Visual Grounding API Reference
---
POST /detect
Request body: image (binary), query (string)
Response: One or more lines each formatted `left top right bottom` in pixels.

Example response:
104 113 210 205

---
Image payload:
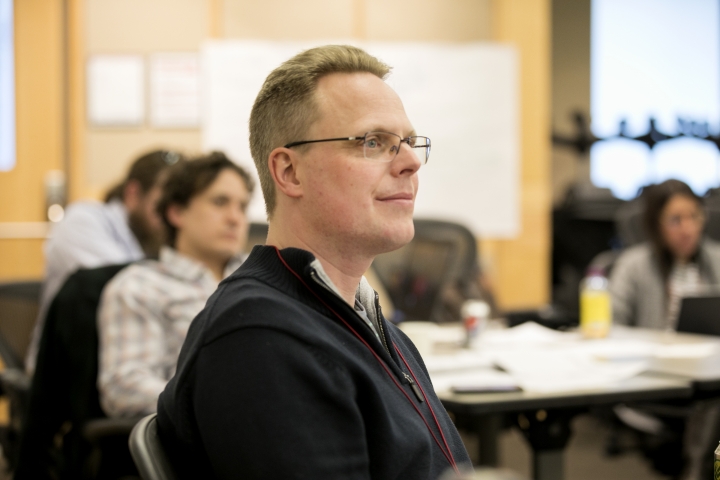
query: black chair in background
14 264 140 480
129 414 177 480
0 281 41 468
371 219 492 323
245 222 269 254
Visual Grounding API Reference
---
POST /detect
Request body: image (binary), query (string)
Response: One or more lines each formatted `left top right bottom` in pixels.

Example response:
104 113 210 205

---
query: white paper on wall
87 55 145 127
201 40 519 238
150 52 201 128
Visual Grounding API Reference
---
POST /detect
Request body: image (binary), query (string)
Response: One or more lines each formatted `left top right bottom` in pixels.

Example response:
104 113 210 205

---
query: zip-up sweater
157 246 471 479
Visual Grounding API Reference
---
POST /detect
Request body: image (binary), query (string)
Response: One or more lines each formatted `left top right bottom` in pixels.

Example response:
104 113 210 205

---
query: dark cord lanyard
273 247 459 473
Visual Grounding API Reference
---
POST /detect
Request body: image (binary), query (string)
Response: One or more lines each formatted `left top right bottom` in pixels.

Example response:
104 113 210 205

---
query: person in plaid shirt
97 152 254 417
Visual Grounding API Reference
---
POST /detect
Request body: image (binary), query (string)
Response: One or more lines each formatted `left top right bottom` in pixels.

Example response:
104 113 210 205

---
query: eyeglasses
661 211 706 229
284 131 431 164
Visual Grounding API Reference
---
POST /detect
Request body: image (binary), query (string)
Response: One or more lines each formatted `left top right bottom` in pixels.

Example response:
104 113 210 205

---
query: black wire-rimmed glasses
284 131 431 164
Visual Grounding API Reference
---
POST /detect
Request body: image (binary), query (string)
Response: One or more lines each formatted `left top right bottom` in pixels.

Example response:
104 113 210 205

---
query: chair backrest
372 219 483 323
704 201 720 243
0 281 41 370
614 198 646 248
244 222 269 254
14 264 130 479
129 414 178 480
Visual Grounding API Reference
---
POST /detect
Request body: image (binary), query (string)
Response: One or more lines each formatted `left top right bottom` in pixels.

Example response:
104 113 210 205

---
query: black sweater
157 246 471 479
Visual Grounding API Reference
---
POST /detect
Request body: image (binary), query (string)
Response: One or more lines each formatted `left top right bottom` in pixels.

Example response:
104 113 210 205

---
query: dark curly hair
104 150 183 202
157 151 255 247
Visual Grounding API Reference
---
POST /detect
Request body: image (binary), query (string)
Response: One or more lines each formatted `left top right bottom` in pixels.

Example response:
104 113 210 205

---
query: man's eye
365 138 379 149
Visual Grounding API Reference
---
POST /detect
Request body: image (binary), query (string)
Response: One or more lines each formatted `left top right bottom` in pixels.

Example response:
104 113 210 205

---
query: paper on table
654 343 720 358
430 369 519 394
480 321 576 346
492 347 649 393
422 350 494 373
583 338 657 361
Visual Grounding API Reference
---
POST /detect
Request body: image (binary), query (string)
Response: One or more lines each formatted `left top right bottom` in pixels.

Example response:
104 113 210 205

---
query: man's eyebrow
363 127 417 137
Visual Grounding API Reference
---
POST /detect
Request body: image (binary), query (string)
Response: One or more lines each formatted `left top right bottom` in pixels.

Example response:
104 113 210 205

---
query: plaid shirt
98 246 243 417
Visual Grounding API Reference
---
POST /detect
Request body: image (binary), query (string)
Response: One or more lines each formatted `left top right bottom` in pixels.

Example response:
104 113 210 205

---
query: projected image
591 0 720 199
0 0 13 172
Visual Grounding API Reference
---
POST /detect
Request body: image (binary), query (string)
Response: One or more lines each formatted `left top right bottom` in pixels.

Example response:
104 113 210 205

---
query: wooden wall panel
481 0 551 309
365 0 492 41
223 0 356 39
0 0 63 222
81 0 207 199
0 0 64 280
0 239 44 281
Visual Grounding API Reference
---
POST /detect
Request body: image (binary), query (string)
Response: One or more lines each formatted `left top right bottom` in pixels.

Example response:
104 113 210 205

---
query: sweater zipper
310 268 390 353
374 292 390 354
403 372 424 402
376 294 423 403
309 269 424 404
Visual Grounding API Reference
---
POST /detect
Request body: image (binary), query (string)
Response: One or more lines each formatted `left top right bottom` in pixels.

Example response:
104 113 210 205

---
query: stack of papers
417 322 720 394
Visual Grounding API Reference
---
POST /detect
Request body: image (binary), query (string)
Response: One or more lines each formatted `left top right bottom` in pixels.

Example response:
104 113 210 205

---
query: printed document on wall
150 53 200 128
87 55 145 127
202 41 519 237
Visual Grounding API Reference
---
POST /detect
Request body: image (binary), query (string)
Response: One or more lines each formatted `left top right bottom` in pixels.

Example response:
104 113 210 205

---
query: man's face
171 169 250 263
128 181 165 257
295 72 422 256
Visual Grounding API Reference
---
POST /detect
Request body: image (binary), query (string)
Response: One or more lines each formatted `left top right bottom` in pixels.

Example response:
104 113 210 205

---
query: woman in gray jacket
611 179 720 330
610 179 720 480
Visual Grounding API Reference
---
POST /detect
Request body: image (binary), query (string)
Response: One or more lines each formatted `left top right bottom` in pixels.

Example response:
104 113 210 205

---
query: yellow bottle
580 267 612 339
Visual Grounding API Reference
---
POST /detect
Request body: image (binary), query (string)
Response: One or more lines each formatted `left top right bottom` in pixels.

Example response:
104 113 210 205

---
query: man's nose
228 206 245 224
392 142 422 175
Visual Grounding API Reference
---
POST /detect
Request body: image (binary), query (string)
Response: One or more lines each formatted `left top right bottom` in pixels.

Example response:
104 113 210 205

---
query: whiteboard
202 40 519 238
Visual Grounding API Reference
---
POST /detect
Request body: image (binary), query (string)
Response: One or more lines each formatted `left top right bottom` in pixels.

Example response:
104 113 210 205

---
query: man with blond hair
157 45 471 479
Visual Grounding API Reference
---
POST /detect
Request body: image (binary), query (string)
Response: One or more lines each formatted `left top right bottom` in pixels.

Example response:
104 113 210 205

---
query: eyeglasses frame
283 131 431 164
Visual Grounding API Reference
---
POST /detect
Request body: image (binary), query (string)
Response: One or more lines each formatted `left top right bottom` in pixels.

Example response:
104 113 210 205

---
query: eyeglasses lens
362 132 430 164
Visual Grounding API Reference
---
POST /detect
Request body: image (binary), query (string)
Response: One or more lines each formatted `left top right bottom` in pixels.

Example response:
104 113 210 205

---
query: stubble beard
128 210 164 259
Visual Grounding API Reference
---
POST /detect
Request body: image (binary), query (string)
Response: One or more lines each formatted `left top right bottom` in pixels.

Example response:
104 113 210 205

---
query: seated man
27 150 181 373
98 152 253 417
158 45 472 479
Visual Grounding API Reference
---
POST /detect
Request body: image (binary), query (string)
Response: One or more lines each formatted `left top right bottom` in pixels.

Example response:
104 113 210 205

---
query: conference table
404 322 720 480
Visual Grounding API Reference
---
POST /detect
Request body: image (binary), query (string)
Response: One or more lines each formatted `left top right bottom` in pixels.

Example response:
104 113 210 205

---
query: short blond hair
249 45 391 217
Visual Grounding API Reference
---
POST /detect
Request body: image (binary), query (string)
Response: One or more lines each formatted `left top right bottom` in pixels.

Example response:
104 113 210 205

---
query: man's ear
268 147 303 199
123 180 142 211
166 204 185 230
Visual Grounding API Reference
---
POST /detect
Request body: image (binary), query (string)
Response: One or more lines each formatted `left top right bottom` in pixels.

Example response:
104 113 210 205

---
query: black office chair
0 281 41 370
13 264 139 480
244 222 269 254
371 219 492 323
0 281 41 468
129 414 177 480
615 198 645 247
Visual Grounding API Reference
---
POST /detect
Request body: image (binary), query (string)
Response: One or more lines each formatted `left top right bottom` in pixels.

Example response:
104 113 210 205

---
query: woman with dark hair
610 179 720 480
610 179 720 330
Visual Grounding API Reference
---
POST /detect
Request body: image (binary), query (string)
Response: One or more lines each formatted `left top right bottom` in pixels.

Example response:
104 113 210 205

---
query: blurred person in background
98 152 253 417
610 178 720 480
26 150 182 374
611 179 720 329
